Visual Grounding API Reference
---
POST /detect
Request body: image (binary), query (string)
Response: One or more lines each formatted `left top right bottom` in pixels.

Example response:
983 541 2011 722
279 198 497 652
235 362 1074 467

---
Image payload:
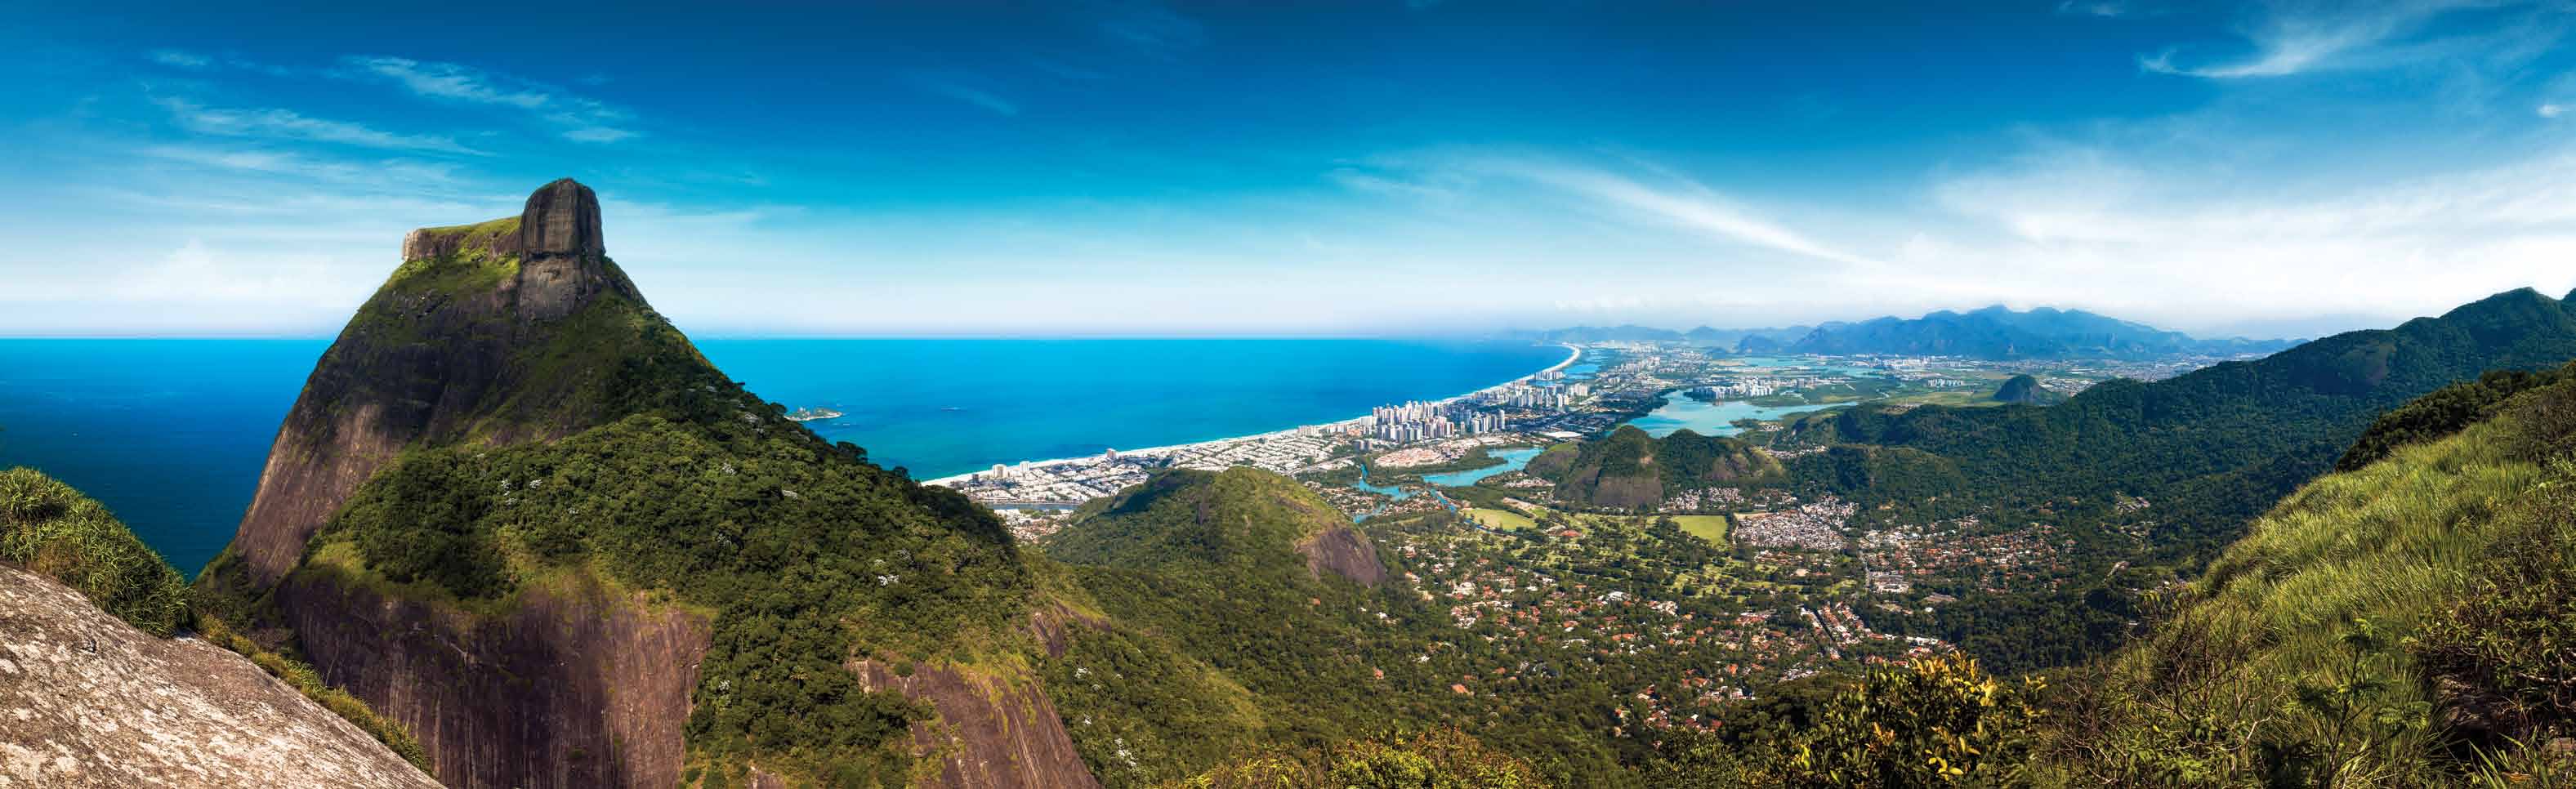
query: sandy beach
924 343 1580 486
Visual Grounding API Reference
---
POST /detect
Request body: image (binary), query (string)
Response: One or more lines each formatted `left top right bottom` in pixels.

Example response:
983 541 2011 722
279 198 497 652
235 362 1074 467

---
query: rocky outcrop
204 179 705 789
1992 374 2044 404
0 564 438 788
852 660 1099 789
276 569 708 789
1296 526 1386 586
397 178 605 265
225 178 642 587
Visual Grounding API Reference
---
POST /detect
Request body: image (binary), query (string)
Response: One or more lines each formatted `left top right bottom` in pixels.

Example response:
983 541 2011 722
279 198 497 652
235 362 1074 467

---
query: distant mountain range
1530 305 2296 359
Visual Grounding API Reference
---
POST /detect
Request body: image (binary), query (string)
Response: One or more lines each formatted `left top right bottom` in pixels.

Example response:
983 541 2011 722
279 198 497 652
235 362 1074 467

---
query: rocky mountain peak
516 177 605 258
397 177 606 263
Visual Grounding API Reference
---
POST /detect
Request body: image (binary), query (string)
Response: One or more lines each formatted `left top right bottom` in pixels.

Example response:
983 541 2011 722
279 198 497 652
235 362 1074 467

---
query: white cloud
562 126 639 143
348 56 551 109
154 97 484 155
149 49 211 69
1917 141 2576 332
2139 1 2532 79
2543 102 2569 118
1366 155 1875 268
342 56 640 143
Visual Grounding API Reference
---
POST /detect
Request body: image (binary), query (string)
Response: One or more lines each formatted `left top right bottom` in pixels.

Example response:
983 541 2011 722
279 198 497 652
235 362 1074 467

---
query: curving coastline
923 343 1580 487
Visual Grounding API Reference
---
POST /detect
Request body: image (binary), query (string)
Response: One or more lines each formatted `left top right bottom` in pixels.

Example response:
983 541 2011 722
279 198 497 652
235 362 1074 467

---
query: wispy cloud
907 73 1020 116
2138 0 2531 79
1921 139 2576 328
154 97 484 155
149 49 211 69
346 56 550 109
144 48 296 77
2543 102 2569 118
1482 158 1876 267
1096 1 1206 52
341 56 639 143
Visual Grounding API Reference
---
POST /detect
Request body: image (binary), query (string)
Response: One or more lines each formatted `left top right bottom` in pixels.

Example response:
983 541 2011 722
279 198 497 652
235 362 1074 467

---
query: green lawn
1462 508 1536 532
1672 515 1731 545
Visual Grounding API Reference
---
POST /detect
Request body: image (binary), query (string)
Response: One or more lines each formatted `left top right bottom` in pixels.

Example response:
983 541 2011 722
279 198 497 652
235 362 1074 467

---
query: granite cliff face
198 179 1100 789
225 178 641 587
1295 526 1386 586
199 179 706 789
0 564 439 788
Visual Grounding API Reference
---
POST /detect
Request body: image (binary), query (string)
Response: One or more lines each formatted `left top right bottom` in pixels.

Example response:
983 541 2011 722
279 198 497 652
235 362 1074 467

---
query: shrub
0 467 188 635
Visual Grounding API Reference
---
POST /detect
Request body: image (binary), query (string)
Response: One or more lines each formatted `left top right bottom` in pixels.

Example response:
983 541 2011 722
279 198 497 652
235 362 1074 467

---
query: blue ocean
0 337 1563 575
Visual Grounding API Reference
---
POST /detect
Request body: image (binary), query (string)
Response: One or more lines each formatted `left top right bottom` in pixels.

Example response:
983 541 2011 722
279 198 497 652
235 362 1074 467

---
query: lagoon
1623 391 1844 438
1423 447 1544 487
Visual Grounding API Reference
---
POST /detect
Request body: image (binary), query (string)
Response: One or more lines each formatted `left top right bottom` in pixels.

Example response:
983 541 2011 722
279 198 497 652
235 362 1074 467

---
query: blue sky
6 2 2575 337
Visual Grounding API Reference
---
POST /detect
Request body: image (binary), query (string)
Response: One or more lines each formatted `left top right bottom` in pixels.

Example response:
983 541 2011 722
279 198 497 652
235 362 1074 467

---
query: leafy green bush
1168 728 1550 789
0 467 188 635
1650 653 2040 787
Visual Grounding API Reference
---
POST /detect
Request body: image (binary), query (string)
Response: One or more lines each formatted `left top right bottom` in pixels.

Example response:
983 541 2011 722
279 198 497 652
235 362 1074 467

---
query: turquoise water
1422 447 1543 487
1623 391 1845 438
0 337 1561 574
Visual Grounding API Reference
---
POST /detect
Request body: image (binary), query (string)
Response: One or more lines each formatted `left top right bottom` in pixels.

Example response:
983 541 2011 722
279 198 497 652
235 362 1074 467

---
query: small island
784 407 844 422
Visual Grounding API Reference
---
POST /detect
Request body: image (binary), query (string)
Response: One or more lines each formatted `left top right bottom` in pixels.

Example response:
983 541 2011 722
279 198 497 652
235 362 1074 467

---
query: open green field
1462 507 1536 532
1671 515 1730 544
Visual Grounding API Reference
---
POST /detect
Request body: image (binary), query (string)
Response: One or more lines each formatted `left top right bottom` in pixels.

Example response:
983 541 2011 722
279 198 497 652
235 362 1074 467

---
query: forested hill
1653 368 2576 785
1777 304 2290 359
1528 426 1781 510
1784 287 2576 667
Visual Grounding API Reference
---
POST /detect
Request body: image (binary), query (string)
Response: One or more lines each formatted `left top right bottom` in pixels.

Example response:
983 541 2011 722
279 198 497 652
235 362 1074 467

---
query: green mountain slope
1038 468 1630 787
194 180 1072 789
2026 367 2576 785
1647 366 2576 787
1777 288 2576 669
1531 426 1781 510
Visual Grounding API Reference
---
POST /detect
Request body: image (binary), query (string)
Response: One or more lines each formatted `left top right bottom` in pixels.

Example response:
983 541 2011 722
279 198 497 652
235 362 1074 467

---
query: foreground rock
0 564 437 788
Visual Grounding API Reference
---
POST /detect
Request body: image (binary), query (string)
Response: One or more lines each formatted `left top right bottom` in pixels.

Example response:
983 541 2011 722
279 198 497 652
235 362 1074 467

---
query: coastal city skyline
10 3 2576 339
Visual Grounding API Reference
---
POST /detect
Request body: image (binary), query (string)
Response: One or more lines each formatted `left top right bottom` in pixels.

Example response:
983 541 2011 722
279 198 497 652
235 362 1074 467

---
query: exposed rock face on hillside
1993 374 2044 404
230 178 642 586
201 179 1097 789
1297 526 1386 586
277 570 708 789
0 564 438 788
852 660 1100 789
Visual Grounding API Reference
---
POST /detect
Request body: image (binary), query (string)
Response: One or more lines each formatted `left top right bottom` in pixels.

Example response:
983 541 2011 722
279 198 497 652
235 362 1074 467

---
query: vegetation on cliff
199 181 1046 786
0 467 187 635
0 468 429 772
293 343 1029 781
2018 368 2576 785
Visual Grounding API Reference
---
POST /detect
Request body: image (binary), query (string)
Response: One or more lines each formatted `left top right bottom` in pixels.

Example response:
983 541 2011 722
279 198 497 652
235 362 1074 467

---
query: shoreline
923 342 1582 487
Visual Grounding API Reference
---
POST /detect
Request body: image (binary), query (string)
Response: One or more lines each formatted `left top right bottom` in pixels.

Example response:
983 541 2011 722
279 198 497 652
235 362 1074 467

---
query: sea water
0 337 1563 574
